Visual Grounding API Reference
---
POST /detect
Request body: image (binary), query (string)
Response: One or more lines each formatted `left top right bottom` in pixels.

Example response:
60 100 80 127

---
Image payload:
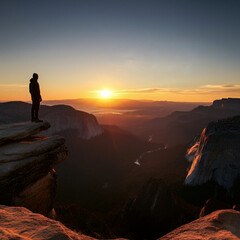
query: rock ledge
0 121 67 216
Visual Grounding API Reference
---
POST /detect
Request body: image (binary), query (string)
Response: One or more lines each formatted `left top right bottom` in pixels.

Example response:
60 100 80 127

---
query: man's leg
35 100 40 121
31 101 35 122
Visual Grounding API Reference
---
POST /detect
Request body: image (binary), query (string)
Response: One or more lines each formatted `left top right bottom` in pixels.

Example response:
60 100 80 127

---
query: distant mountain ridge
212 98 240 109
0 101 103 139
140 98 240 146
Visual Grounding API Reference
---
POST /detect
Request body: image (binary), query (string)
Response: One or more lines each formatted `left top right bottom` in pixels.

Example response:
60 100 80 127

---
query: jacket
29 78 42 101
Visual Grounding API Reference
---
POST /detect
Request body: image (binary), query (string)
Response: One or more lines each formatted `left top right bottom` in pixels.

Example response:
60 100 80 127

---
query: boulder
159 209 240 240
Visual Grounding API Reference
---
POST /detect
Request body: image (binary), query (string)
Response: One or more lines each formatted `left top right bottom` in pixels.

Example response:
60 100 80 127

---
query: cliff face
40 105 104 139
0 102 104 139
0 121 67 217
185 116 240 190
159 209 240 240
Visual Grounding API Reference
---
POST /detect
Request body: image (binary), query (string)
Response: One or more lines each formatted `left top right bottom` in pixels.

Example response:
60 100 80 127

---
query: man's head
33 73 38 80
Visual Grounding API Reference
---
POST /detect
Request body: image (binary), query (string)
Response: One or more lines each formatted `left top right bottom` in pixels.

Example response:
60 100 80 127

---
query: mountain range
1 98 240 239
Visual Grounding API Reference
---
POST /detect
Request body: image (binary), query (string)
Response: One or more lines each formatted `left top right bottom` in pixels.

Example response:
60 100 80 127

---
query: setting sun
99 89 112 98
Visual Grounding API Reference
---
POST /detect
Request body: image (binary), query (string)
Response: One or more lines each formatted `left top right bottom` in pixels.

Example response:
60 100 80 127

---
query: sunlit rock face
185 138 199 163
41 105 104 139
185 116 240 190
159 209 240 240
0 205 94 240
0 121 67 217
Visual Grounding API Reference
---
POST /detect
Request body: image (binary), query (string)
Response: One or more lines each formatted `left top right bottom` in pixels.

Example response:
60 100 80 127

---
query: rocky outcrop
0 101 104 139
0 205 94 240
0 121 67 217
0 121 50 145
159 209 240 240
185 116 240 191
41 104 104 139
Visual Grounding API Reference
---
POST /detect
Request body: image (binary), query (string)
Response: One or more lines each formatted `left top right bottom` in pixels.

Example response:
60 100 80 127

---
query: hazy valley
1 98 240 239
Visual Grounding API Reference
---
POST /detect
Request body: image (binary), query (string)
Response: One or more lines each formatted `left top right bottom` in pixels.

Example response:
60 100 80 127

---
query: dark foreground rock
199 198 231 217
0 205 94 240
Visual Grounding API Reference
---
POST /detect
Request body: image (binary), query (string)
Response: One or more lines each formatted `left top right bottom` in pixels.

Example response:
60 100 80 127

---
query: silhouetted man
29 73 43 122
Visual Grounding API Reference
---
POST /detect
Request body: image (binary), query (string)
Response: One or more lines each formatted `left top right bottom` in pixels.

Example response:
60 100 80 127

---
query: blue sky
0 0 240 101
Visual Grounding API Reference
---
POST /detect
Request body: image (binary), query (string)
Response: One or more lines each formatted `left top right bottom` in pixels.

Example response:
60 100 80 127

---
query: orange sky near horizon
1 1 240 104
0 81 240 103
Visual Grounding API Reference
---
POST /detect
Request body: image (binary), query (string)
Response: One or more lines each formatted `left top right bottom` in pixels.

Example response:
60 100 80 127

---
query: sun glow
99 89 113 98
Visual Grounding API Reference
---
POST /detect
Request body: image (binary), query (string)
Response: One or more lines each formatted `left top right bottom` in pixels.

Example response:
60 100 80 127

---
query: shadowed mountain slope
140 98 240 146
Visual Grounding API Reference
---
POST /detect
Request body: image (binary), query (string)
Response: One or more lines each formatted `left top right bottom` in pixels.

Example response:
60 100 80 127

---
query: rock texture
14 170 57 216
0 121 67 216
0 205 94 240
185 138 199 163
0 101 104 139
159 209 240 240
0 121 50 145
41 104 104 139
185 116 240 190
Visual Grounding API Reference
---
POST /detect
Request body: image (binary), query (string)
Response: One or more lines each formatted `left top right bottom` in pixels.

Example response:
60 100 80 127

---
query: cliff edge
0 121 67 217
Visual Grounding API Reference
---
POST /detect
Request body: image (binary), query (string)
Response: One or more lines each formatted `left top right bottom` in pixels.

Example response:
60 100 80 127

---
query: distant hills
1 98 240 239
138 98 240 146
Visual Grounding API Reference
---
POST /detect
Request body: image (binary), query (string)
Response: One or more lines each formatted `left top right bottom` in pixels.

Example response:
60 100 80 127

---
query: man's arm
29 83 32 94
37 82 42 101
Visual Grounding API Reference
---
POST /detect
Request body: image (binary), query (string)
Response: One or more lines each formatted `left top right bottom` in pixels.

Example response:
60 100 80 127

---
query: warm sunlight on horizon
99 89 113 99
1 1 240 103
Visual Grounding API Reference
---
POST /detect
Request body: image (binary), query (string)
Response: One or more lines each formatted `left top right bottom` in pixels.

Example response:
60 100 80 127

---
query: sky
0 0 240 102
